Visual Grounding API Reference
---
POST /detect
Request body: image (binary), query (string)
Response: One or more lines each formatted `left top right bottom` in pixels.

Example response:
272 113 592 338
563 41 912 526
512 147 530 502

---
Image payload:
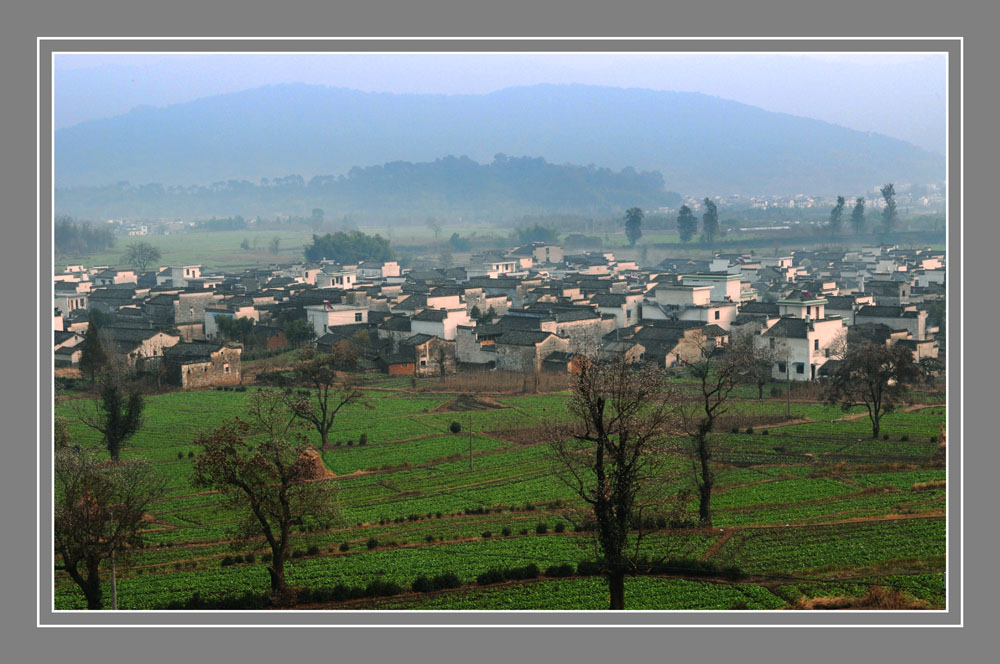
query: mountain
54 83 944 197
54 155 681 220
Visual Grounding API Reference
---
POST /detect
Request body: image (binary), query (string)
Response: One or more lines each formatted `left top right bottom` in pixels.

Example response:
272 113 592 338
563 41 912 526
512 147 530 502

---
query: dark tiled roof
762 317 810 339
857 305 905 318
411 308 449 322
164 342 225 360
496 330 558 347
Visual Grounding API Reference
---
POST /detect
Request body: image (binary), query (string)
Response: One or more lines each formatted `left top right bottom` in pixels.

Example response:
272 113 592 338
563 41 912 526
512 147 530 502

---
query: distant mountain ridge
54 83 944 196
54 154 681 220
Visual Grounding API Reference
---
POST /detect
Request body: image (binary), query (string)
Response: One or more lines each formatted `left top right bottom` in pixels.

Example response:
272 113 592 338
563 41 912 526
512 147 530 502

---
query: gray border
36 36 961 630
4 0 991 659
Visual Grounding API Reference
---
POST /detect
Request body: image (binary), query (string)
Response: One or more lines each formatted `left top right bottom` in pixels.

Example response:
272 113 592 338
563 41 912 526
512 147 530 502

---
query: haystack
297 447 336 480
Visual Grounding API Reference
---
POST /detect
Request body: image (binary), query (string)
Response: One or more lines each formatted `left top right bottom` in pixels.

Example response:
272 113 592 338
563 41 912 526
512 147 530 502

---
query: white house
410 307 472 341
316 270 358 289
757 316 846 381
304 303 369 337
679 273 742 303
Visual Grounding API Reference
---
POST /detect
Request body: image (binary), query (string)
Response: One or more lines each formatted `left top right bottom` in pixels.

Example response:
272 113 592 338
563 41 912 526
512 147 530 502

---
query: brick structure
164 342 242 388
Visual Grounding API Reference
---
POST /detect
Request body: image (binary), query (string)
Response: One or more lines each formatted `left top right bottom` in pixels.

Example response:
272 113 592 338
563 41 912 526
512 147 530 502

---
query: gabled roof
164 341 226 361
411 308 449 322
762 317 810 339
856 305 905 318
495 330 559 347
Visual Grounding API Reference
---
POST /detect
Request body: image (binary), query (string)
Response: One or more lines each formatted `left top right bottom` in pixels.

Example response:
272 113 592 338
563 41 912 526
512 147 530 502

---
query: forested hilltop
55 155 680 221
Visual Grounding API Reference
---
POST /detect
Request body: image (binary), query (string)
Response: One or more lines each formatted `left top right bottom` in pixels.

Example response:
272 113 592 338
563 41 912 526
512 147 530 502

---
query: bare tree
824 341 921 438
731 330 778 399
123 241 162 274
290 349 366 448
548 353 680 610
55 449 164 609
678 334 749 527
192 390 339 602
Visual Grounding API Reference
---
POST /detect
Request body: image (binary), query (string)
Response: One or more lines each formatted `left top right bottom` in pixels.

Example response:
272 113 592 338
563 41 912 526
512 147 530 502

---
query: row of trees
675 199 720 244
826 184 899 235
303 230 394 264
54 216 115 256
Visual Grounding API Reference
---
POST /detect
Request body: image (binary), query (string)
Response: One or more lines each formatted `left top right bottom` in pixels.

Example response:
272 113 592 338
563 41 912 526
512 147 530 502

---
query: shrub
770 386 783 398
359 433 368 445
177 451 184 459
291 549 304 559
519 529 529 535
233 555 244 564
436 512 443 519
900 435 910 442
339 542 350 552
245 554 255 563
576 560 603 576
366 537 379 550
730 426 739 434
501 526 512 536
761 430 769 436
220 556 234 567
554 522 565 533
261 553 272 563
535 522 548 534
545 564 575 578
930 436 938 443
449 421 462 434
188 450 195 458
306 545 320 556
745 427 754 434
412 575 434 593
433 572 461 590
883 434 890 440
523 502 536 511
347 440 354 446
481 531 492 538
425 534 435 543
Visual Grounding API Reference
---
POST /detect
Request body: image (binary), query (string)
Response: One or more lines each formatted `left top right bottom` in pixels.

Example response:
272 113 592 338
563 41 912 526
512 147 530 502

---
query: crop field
53 384 947 611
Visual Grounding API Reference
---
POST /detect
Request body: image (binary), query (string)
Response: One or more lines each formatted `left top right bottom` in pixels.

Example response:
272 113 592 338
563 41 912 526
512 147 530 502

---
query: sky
53 52 947 154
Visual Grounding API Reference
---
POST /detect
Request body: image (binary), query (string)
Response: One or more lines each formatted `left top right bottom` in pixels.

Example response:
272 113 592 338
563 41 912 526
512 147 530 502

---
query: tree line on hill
54 155 681 221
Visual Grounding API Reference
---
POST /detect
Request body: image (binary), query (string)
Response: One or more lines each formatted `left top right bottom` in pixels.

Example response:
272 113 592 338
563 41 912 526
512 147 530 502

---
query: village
53 241 944 387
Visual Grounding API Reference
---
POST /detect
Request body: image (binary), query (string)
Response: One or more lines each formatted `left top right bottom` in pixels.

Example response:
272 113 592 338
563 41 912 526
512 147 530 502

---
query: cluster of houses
53 242 944 389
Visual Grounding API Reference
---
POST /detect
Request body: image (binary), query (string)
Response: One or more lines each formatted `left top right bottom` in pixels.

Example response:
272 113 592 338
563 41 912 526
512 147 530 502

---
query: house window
795 362 805 374
777 361 786 373
714 310 720 320
420 360 427 367
224 364 230 374
806 306 811 316
814 340 819 351
355 312 363 322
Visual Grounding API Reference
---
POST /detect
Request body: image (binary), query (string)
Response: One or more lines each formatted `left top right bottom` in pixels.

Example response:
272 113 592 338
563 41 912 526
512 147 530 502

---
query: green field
53 384 947 611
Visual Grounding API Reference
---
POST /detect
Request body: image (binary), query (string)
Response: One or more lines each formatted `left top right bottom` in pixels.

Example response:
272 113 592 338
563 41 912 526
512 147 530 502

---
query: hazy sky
53 52 947 154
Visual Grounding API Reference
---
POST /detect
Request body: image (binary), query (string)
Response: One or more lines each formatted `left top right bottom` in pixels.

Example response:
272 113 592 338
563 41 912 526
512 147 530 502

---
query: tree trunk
758 382 764 400
608 569 626 610
320 429 329 448
871 415 880 439
698 481 713 527
268 556 286 595
85 557 103 610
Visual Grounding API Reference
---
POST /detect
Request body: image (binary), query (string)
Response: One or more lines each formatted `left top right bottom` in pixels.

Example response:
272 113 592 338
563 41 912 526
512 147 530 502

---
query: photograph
48 48 949 614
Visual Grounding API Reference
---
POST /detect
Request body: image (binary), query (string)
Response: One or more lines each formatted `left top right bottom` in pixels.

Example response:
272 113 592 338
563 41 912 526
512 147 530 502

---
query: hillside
54 83 944 197
54 155 680 220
